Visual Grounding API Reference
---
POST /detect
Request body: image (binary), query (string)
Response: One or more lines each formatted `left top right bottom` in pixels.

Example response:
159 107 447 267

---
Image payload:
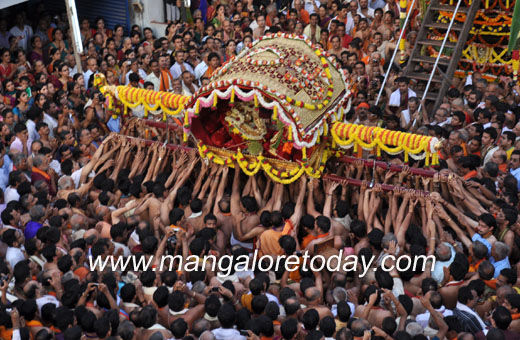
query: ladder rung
430 3 470 13
424 22 464 30
414 90 439 101
411 55 450 65
408 72 443 82
417 39 457 49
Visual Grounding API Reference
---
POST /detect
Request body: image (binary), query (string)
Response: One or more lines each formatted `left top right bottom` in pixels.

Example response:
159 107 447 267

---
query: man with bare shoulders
350 219 370 254
439 254 469 310
213 167 233 248
185 166 220 237
378 10 394 37
230 164 260 252
354 287 393 328
303 275 334 320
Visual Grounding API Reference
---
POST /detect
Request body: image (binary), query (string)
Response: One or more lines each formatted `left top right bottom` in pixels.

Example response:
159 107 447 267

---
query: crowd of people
0 2 520 340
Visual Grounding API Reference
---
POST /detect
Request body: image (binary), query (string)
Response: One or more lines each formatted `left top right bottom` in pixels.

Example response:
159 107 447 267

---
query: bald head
305 287 321 302
458 333 475 340
95 205 110 220
23 280 40 297
70 214 86 230
497 284 514 297
83 229 99 244
351 319 370 336
332 287 347 304
435 243 451 261
199 331 216 340
193 319 211 338
58 176 74 190
452 98 464 108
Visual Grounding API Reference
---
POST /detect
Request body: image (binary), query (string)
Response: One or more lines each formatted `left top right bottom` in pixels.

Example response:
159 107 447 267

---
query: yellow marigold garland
114 86 189 119
196 143 329 183
330 123 438 165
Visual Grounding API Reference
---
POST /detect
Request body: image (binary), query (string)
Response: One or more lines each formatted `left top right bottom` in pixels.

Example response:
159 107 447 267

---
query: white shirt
9 25 33 50
49 160 62 176
431 118 451 127
369 0 386 9
36 295 60 314
249 20 259 31
194 61 208 82
71 168 83 189
130 230 140 245
234 264 254 280
432 242 455 284
401 109 411 125
267 292 280 305
483 146 499 166
331 301 356 317
69 65 78 78
358 7 375 21
10 136 32 154
83 69 96 89
182 81 199 96
389 88 417 107
6 247 25 269
416 306 453 328
145 72 161 91
170 62 195 80
43 113 58 138
125 68 148 85
293 0 320 14
329 15 355 36
212 328 246 340
113 241 132 257
26 120 39 142
4 187 20 204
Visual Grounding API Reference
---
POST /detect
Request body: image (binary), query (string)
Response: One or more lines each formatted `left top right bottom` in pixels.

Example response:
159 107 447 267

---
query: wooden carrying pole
128 118 437 178
65 0 83 73
119 135 431 195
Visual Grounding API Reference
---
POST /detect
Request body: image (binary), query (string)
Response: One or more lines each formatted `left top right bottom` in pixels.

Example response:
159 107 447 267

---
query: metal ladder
403 0 481 112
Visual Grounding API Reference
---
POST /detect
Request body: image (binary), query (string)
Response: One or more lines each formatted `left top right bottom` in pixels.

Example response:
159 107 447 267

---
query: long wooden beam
119 135 430 195
323 173 430 195
337 156 436 177
130 119 437 177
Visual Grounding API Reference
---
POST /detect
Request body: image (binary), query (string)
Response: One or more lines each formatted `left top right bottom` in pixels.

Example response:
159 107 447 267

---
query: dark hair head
493 306 512 330
217 303 236 328
302 309 319 331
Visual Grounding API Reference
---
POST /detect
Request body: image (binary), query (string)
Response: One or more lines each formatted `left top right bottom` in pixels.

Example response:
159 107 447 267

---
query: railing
375 0 418 105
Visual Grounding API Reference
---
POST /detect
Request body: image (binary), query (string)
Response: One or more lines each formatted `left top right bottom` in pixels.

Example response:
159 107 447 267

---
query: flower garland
454 70 499 81
245 47 284 66
330 123 440 165
438 11 512 26
115 86 190 120
196 142 329 184
439 0 516 10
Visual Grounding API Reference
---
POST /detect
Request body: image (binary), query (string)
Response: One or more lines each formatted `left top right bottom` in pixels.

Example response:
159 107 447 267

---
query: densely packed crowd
0 2 520 340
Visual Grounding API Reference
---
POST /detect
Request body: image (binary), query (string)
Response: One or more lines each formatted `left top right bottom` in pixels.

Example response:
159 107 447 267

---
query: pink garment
343 247 355 256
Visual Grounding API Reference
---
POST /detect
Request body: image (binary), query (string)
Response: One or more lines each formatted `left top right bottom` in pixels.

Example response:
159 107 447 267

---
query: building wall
129 0 168 38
